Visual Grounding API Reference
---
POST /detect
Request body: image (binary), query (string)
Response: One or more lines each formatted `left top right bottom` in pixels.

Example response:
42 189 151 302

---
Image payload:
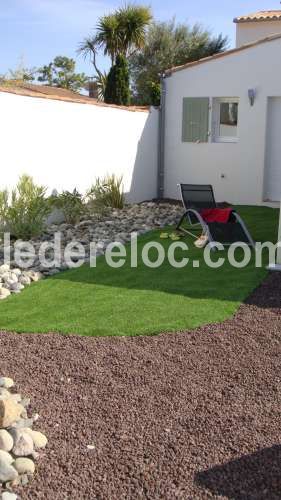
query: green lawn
0 206 278 337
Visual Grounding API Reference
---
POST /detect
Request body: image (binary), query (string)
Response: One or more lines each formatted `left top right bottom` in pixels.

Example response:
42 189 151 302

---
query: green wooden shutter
182 97 209 143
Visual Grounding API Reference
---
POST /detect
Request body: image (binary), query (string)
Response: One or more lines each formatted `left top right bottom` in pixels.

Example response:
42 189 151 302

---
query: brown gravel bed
0 273 281 499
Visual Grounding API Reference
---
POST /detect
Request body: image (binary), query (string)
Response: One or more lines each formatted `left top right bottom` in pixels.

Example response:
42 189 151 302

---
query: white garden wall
164 36 281 205
0 92 159 203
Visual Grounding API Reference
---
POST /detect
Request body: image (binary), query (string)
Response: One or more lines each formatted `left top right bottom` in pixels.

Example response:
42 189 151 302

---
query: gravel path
0 273 281 499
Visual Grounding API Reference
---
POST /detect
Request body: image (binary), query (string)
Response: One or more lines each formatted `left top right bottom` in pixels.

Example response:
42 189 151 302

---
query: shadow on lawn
195 445 281 499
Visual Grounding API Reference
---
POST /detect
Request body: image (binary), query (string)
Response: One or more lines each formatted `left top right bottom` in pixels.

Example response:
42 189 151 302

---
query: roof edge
234 11 281 23
0 85 149 113
165 32 281 76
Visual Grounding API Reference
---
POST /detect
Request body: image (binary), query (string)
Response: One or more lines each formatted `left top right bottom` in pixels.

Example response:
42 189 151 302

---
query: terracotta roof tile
165 32 281 75
234 10 281 23
0 83 149 112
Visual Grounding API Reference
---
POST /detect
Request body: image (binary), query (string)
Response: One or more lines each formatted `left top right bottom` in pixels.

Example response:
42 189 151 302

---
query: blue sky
0 0 279 77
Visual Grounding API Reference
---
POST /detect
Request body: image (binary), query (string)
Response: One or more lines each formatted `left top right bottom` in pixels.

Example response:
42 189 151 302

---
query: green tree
78 4 152 101
104 54 130 105
37 56 88 92
130 19 229 105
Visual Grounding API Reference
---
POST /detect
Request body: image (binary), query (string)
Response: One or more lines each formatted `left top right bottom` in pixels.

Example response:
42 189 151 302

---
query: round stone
0 288 11 300
0 457 18 483
14 458 35 475
18 275 31 286
10 429 34 457
0 430 13 452
0 378 14 389
25 429 48 449
2 493 18 500
0 264 10 274
0 450 13 465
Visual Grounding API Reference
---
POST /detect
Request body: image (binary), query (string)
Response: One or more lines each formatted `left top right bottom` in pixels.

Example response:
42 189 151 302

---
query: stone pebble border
0 202 183 300
0 377 47 499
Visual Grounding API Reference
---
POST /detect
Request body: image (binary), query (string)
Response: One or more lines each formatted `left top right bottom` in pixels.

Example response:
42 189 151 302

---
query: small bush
88 174 124 212
49 189 86 225
0 175 50 239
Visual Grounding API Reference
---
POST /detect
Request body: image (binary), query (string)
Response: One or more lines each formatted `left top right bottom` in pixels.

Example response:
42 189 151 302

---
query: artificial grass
0 206 278 337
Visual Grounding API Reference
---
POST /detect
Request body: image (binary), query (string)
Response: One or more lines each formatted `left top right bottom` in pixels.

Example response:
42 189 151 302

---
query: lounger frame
176 184 255 248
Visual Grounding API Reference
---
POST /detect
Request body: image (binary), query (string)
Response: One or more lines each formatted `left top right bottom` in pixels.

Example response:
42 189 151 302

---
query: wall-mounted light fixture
248 88 256 106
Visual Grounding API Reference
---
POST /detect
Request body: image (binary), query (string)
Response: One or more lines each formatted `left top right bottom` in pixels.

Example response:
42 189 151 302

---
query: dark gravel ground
0 273 281 500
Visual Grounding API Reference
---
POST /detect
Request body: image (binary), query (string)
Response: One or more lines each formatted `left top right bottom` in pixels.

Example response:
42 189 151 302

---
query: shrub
148 81 161 107
0 175 50 239
49 189 86 225
88 174 124 212
104 55 130 106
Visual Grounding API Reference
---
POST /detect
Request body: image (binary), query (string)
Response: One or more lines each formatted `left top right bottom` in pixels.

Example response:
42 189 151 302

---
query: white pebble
2 493 18 500
14 457 35 475
0 430 13 452
0 378 14 389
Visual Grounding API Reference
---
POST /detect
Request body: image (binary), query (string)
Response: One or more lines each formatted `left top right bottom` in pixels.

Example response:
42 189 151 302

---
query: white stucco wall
164 36 281 205
0 92 159 202
236 21 281 47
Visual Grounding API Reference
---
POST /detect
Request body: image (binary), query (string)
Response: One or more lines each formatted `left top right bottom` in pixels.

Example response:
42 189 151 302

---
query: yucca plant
88 174 124 212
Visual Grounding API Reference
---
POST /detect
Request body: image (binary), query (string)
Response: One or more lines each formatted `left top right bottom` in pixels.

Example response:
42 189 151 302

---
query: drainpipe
157 74 167 199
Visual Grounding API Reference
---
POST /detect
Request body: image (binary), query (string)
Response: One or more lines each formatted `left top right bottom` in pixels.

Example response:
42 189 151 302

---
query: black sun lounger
176 184 255 247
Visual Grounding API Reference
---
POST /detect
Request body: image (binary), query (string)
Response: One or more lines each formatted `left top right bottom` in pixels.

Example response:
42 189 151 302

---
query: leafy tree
37 56 88 92
78 4 151 101
130 19 229 105
104 54 130 105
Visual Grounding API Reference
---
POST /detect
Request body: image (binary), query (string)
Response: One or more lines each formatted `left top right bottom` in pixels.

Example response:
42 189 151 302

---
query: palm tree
78 4 151 101
114 5 152 58
79 4 152 65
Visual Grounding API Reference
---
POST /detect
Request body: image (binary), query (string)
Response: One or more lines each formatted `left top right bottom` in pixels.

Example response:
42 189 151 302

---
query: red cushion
201 208 233 223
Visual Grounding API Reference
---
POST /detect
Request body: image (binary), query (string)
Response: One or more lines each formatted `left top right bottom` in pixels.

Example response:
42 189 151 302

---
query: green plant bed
0 206 278 337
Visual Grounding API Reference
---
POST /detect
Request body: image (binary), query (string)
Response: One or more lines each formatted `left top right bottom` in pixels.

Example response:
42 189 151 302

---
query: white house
0 84 159 203
162 10 281 205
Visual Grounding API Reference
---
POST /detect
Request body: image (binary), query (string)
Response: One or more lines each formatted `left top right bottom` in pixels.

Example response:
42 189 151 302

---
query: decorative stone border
0 377 47 498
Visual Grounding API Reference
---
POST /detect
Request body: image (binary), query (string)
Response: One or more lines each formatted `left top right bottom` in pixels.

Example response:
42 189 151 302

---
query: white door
265 97 281 201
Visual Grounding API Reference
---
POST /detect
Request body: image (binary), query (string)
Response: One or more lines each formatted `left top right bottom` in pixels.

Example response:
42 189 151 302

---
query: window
212 98 239 143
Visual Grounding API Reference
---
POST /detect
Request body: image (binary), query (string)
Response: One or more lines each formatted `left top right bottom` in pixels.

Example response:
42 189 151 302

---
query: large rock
0 400 22 428
0 457 18 483
14 458 35 475
10 429 34 457
25 429 48 449
0 430 13 452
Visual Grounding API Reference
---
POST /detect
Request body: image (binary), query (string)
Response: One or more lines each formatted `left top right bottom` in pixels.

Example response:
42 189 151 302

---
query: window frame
212 97 239 143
